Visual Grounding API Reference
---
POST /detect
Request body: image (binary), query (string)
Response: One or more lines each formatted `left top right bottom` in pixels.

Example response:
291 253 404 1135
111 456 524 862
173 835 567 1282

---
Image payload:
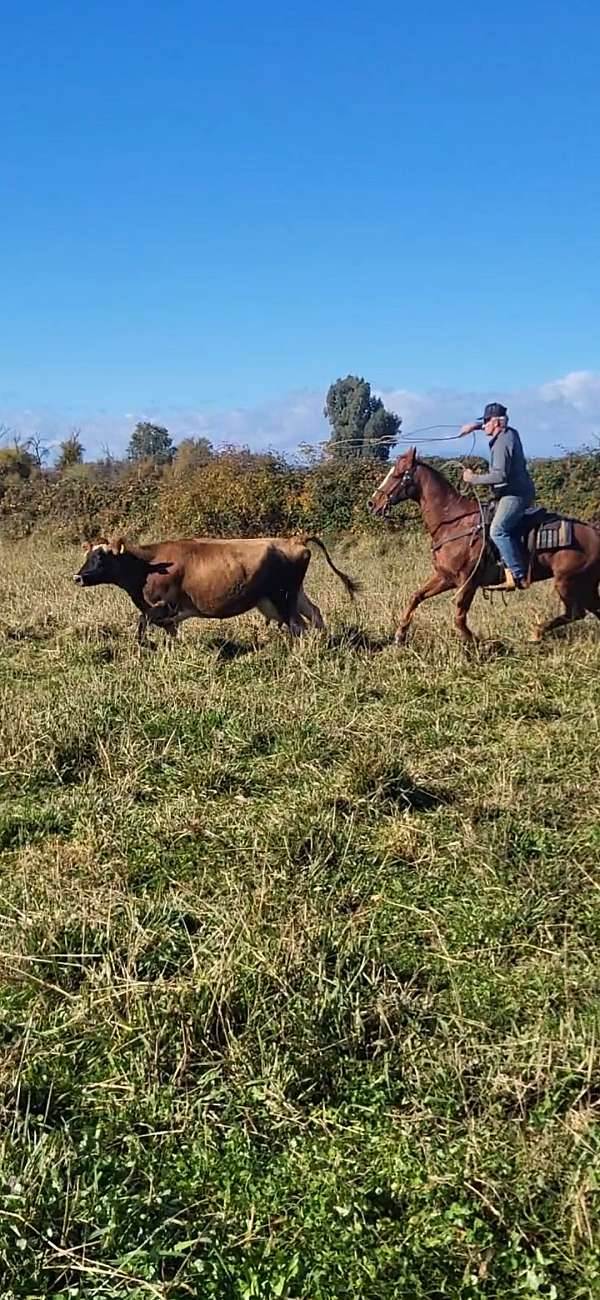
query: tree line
0 375 400 480
0 375 598 541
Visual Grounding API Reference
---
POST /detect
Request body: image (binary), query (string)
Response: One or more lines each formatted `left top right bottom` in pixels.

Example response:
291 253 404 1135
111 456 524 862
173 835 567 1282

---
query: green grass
1 534 599 1299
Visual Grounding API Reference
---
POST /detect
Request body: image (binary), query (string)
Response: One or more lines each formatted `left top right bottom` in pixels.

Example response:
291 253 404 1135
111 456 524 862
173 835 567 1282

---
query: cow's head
74 537 127 586
368 448 419 517
74 538 173 589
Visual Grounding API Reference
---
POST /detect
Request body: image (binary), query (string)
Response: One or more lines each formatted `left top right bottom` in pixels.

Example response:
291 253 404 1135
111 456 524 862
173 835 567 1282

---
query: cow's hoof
530 625 543 643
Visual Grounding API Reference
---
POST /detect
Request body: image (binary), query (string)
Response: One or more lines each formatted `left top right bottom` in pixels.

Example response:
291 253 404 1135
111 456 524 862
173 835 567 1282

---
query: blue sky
1 0 599 457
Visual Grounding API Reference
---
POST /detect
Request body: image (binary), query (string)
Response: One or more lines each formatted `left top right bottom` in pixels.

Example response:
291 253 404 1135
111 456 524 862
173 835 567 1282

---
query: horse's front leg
454 580 478 643
395 571 453 645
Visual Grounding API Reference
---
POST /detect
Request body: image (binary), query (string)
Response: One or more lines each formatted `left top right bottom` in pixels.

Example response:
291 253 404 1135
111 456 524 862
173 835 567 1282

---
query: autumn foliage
0 442 599 542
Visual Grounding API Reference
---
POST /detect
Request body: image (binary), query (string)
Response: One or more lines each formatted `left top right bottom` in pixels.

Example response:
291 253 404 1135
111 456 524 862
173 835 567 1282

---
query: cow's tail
301 535 361 599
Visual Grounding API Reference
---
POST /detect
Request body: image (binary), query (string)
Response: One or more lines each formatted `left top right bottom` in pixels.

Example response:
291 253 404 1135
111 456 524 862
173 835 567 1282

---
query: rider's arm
467 430 513 488
459 421 483 436
468 466 505 486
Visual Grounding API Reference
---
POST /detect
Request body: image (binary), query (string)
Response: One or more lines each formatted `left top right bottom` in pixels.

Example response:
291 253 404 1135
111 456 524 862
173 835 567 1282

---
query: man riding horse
459 401 535 591
369 415 600 645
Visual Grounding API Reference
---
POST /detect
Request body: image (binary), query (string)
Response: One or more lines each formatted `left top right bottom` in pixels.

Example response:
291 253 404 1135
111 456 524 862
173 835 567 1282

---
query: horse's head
368 448 419 517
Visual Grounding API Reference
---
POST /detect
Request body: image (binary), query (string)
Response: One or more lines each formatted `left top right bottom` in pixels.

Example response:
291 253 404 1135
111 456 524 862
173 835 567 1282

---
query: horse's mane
415 458 472 505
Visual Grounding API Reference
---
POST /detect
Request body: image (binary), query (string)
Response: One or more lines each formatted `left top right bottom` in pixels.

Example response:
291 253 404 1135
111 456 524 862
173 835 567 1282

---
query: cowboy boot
485 567 525 591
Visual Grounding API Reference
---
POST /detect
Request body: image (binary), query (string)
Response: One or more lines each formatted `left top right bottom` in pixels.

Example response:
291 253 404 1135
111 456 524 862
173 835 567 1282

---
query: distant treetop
324 375 401 462
127 421 174 465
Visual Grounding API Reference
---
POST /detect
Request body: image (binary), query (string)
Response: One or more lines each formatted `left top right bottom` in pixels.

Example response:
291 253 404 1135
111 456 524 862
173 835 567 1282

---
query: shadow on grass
1 618 57 644
363 774 452 813
203 636 262 662
326 627 393 654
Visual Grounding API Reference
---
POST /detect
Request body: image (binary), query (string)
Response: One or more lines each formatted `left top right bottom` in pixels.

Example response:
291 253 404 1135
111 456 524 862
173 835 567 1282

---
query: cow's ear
82 541 93 553
109 536 126 555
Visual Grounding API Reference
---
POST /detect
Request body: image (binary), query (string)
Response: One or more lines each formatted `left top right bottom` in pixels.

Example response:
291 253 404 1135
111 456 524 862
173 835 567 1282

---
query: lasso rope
331 424 464 449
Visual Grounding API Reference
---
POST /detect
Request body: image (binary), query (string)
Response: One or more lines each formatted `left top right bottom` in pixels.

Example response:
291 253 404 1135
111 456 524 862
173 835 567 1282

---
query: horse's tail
300 535 361 599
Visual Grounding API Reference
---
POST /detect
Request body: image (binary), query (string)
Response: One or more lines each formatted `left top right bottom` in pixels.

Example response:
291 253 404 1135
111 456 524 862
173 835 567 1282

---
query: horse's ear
408 446 417 466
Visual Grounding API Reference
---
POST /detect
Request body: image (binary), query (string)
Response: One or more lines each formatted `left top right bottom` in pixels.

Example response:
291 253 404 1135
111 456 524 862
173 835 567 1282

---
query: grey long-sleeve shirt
469 426 535 500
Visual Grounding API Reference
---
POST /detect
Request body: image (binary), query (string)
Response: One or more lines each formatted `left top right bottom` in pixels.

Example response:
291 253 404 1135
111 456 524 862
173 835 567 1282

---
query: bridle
384 463 417 507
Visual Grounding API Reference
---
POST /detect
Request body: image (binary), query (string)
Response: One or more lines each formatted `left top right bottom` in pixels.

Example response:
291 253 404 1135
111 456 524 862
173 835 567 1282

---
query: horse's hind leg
585 585 600 620
395 572 453 645
531 579 587 642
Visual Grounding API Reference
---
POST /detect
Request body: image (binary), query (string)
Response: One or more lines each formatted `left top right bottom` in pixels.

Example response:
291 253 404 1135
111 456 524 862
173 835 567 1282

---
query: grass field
1 534 600 1299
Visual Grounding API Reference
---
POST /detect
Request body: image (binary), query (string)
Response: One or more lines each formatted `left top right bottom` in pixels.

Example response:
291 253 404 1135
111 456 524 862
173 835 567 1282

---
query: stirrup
485 569 525 592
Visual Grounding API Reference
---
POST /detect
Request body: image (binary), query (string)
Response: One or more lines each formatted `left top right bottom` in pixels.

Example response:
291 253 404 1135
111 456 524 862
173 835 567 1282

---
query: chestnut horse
369 447 600 645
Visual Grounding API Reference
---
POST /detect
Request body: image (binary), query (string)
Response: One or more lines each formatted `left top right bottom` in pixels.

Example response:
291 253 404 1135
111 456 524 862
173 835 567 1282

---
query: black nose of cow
73 574 84 585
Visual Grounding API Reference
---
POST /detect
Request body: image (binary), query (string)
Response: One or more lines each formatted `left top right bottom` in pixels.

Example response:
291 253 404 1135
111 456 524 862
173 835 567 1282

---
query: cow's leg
257 597 286 629
395 572 453 645
136 614 148 645
258 593 307 637
282 588 309 637
297 588 325 630
161 619 179 643
287 602 307 637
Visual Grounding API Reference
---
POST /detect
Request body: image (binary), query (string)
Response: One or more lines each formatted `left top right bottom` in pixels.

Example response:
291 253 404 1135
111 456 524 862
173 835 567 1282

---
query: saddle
482 501 575 567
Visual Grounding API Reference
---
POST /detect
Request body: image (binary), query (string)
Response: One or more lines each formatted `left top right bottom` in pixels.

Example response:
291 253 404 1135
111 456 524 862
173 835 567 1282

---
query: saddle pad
536 518 573 551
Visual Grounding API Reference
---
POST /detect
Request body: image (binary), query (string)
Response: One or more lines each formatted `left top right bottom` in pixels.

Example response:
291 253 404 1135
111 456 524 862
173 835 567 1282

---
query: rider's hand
459 423 477 436
462 467 475 484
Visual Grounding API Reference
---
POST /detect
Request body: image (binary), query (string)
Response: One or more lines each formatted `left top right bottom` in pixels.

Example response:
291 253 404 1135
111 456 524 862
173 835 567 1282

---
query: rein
431 521 482 553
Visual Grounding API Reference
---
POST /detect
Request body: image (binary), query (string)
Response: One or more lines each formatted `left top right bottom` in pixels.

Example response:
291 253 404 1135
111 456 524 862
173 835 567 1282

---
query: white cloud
538 370 600 414
1 371 600 461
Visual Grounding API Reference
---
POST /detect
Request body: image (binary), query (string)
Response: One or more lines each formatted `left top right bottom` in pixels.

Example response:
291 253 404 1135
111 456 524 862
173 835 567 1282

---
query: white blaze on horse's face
375 463 398 495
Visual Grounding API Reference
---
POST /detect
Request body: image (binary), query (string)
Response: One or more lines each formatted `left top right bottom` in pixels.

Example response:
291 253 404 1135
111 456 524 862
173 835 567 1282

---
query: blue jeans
489 494 532 581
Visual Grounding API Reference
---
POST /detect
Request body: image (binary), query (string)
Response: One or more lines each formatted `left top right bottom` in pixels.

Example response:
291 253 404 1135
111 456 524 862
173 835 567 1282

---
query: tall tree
127 421 174 465
362 398 401 461
56 430 84 472
324 376 400 461
171 436 213 475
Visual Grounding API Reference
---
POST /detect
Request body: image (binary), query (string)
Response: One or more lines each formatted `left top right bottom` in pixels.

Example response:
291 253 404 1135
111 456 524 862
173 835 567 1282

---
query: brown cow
74 534 358 643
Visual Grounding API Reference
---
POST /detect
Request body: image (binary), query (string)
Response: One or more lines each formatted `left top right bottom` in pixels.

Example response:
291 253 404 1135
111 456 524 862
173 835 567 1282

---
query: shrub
1 444 599 542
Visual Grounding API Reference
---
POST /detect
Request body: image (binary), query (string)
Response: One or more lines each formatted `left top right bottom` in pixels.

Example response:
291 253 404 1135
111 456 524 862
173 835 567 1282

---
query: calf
74 534 358 642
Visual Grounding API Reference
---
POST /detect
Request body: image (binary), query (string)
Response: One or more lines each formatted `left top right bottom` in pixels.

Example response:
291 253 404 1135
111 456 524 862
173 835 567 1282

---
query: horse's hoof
530 626 543 643
394 631 407 647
